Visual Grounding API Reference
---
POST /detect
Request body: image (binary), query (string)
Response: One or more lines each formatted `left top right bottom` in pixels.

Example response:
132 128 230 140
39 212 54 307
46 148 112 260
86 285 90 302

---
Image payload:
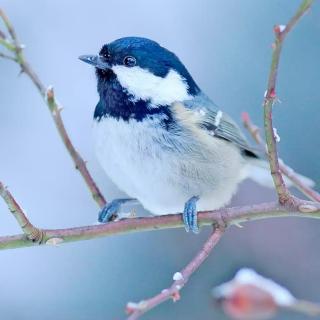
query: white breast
93 116 247 215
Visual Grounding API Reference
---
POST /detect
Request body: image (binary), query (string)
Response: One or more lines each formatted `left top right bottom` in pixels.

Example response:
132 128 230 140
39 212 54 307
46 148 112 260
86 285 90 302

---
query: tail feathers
247 159 315 189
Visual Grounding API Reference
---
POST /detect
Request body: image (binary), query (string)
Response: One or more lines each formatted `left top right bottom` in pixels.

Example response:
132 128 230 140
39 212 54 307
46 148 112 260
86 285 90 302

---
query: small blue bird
79 37 312 233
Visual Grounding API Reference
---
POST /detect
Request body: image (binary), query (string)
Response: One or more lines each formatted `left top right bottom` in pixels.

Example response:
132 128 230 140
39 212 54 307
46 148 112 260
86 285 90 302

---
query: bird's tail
246 158 315 189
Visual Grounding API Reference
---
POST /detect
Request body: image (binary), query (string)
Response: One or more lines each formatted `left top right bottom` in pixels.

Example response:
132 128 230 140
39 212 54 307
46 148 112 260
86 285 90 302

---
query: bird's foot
98 198 136 223
183 196 200 233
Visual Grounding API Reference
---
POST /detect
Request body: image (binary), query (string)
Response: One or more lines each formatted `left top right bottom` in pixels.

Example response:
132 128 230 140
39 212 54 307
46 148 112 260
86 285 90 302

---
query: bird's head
79 37 200 106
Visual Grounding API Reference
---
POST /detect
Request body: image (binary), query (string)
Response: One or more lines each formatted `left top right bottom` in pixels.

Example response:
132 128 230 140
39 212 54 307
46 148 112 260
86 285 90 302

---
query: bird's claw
183 196 200 233
98 198 134 223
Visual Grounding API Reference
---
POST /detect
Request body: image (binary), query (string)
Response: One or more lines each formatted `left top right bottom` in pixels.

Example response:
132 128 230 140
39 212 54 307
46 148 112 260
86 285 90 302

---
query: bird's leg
98 198 137 223
183 196 200 233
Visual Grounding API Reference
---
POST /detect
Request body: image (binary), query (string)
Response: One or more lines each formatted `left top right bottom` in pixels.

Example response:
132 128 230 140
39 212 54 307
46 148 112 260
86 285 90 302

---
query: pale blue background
0 1 319 319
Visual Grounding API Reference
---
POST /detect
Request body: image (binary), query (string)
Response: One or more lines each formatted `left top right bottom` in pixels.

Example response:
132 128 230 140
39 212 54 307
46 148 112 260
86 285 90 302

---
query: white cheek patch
112 65 191 106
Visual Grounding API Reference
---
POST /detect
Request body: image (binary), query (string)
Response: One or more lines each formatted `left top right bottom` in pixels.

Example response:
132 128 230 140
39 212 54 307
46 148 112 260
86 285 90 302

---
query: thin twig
262 0 314 204
0 9 18 42
126 227 224 319
0 182 43 242
0 37 15 51
0 29 6 39
288 300 320 316
280 164 320 202
0 8 106 208
0 51 16 61
242 112 320 202
242 112 264 146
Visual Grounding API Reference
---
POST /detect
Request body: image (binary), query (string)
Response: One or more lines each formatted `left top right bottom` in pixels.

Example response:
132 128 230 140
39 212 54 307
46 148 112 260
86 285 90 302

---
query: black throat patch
94 70 174 130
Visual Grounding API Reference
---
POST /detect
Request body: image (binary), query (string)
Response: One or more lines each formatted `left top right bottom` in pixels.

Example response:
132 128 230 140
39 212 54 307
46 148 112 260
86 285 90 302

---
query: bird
79 37 313 233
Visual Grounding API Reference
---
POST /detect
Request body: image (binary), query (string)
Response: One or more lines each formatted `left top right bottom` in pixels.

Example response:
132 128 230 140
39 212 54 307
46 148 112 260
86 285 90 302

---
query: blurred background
0 1 319 319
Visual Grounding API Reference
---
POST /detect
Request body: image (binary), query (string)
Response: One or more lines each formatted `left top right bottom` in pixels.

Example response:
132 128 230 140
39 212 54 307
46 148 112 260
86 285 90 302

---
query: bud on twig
212 269 295 320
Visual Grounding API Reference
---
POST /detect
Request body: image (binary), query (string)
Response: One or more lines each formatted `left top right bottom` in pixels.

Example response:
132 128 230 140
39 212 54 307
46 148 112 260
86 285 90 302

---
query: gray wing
183 93 259 158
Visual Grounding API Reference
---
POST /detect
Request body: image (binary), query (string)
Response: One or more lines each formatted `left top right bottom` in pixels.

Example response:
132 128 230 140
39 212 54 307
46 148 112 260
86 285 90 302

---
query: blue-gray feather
183 93 260 158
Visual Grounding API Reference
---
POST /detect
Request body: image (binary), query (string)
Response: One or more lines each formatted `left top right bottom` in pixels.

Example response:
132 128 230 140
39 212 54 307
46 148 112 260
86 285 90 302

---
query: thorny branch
0 1 318 319
0 8 106 208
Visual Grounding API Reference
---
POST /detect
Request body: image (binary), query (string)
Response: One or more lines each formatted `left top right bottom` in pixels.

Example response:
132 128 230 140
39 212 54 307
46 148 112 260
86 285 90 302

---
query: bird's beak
78 55 111 70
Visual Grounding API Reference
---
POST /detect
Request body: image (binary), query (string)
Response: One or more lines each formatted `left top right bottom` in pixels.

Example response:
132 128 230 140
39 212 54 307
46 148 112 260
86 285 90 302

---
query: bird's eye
102 52 110 59
123 56 136 67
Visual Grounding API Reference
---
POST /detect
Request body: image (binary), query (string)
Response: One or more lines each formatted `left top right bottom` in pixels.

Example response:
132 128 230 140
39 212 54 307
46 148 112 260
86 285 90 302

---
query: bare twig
288 300 320 317
126 227 224 319
0 198 319 251
262 0 314 204
0 8 106 208
0 3 318 319
0 29 6 39
0 51 16 61
0 37 15 51
280 164 320 202
0 182 43 242
0 9 18 41
242 112 320 202
242 112 264 146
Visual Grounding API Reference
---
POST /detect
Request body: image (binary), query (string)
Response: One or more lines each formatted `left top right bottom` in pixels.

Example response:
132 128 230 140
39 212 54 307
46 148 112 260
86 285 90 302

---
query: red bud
222 284 277 320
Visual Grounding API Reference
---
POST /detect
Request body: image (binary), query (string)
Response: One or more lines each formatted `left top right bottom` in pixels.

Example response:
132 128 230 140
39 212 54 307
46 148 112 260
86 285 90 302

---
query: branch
0 9 106 208
126 227 224 319
242 112 320 202
0 198 319 251
288 300 320 317
262 0 314 204
0 3 318 319
0 51 16 61
0 183 43 242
